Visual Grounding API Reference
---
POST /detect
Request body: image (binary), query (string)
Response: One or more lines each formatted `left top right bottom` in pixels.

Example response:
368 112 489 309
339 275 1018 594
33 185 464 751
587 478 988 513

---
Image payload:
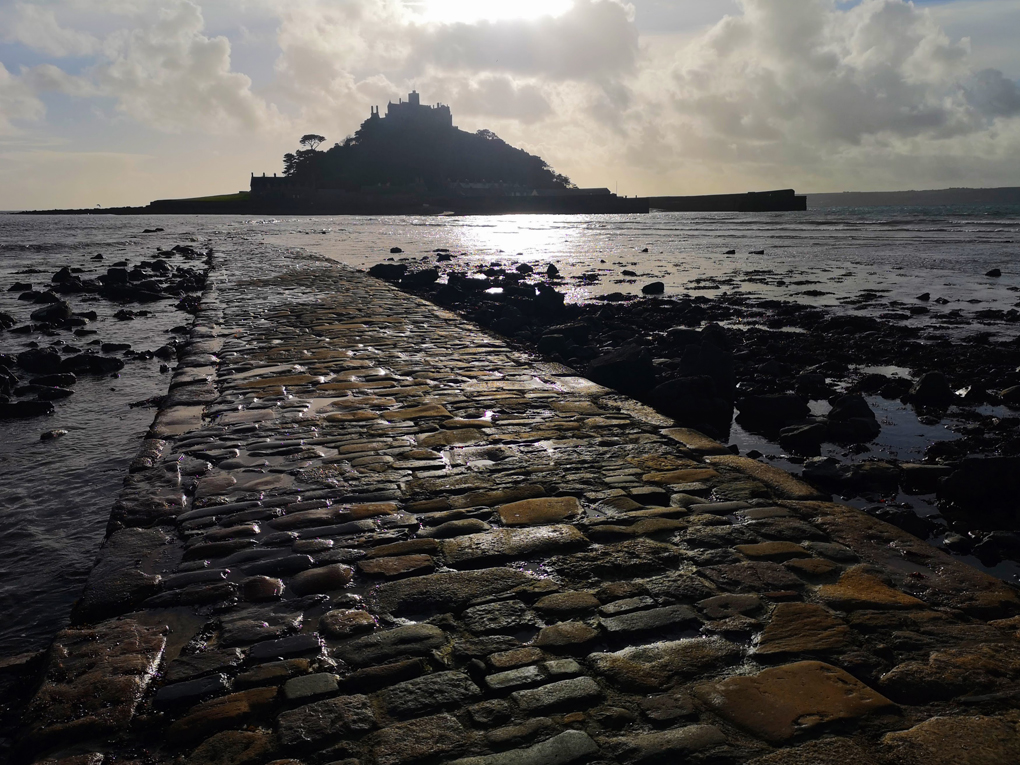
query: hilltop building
370 91 455 130
236 91 800 214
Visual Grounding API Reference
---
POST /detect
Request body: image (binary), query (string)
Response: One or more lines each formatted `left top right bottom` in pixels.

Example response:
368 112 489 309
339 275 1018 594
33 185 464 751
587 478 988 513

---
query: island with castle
30 91 807 215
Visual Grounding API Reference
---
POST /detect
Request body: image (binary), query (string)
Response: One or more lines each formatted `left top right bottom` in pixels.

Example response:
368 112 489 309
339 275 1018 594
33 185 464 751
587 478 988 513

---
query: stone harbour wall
14 246 1020 765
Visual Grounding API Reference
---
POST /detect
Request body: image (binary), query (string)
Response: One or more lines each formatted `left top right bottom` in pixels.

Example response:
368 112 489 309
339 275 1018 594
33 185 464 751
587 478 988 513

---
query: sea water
1 207 1017 657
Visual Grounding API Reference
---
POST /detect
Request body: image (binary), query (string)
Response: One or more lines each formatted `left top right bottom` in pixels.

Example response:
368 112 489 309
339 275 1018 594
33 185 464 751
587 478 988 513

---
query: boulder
735 394 810 430
31 373 75 389
16 348 63 374
0 400 54 419
368 263 407 281
939 456 1020 513
826 394 880 442
534 284 565 315
986 268 1002 277
587 345 656 398
537 334 569 356
102 267 130 286
648 376 733 440
779 422 827 453
401 268 439 288
60 353 125 375
642 282 665 295
908 372 956 408
30 301 73 324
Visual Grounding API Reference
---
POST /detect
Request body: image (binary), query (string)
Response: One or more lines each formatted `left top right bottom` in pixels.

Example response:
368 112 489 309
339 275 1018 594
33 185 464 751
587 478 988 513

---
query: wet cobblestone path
16 248 1020 765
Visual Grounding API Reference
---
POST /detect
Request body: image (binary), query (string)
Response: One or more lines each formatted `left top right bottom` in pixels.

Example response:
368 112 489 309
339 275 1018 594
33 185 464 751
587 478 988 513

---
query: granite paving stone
17 247 1020 765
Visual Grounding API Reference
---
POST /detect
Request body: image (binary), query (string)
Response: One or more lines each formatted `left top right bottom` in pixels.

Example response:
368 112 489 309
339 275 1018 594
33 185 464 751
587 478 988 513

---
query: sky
0 0 1019 209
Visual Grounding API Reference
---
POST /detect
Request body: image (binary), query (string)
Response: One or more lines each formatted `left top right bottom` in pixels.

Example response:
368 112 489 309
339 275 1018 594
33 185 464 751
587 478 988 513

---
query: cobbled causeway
14 245 1020 765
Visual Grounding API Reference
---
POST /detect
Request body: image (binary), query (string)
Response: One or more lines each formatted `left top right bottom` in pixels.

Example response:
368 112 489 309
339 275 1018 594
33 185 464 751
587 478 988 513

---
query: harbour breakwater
5 246 1020 765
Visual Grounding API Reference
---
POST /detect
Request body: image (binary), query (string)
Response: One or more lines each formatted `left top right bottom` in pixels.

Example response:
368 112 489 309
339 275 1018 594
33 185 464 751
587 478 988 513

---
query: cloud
0 2 100 57
600 0 1020 191
0 63 45 136
964 68 1020 118
14 0 286 135
3 0 1020 202
411 0 639 81
425 75 553 123
85 0 284 134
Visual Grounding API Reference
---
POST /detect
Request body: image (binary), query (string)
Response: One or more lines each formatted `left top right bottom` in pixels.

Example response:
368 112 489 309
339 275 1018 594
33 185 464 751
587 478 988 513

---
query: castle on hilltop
369 90 455 130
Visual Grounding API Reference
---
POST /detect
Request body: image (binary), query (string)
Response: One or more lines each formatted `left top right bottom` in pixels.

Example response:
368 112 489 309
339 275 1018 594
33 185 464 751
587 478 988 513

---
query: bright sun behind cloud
410 0 574 23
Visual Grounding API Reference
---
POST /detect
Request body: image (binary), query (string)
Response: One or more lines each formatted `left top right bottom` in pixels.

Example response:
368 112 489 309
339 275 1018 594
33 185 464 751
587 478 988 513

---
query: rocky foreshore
6 247 1020 765
1 243 209 420
367 257 1020 574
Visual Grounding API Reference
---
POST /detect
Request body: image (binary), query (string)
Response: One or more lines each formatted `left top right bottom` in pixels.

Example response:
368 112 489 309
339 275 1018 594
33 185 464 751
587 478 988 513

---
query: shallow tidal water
1 207 1018 657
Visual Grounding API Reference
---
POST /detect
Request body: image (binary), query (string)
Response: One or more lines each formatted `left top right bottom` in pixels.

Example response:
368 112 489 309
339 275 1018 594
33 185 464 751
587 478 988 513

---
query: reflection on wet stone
13 248 1020 765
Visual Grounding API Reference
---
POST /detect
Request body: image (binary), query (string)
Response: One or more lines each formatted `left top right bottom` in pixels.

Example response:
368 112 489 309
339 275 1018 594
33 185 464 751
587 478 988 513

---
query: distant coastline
808 186 1020 209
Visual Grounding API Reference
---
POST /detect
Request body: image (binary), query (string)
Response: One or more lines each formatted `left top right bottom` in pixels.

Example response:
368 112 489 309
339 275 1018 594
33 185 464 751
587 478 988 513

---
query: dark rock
36 386 74 401
908 372 957 407
372 568 535 616
379 671 481 718
735 394 810 430
900 463 952 494
647 376 733 440
32 372 76 387
972 531 1020 563
248 634 323 661
537 334 569 356
8 282 31 292
369 263 407 281
546 264 559 277
334 624 447 667
587 345 656 398
534 283 565 315
779 422 827 453
17 348 62 374
59 353 125 375
402 268 439 288
72 528 167 622
826 394 881 442
390 247 403 253
642 282 665 295
277 695 376 748
916 292 931 301
0 400 54 419
1000 385 1020 408
865 506 936 539
939 456 1020 513
102 267 130 286
0 312 15 329
986 268 1002 277
153 674 230 709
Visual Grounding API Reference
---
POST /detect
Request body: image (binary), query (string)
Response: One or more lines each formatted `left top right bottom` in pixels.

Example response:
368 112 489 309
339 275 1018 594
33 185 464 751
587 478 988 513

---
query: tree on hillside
300 134 326 150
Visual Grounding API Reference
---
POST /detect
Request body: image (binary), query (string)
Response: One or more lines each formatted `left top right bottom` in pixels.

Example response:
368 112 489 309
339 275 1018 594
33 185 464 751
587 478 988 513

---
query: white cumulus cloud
0 63 46 136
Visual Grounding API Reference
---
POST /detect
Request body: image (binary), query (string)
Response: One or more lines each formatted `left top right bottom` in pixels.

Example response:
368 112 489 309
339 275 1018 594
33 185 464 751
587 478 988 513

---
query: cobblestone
15 247 1020 764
